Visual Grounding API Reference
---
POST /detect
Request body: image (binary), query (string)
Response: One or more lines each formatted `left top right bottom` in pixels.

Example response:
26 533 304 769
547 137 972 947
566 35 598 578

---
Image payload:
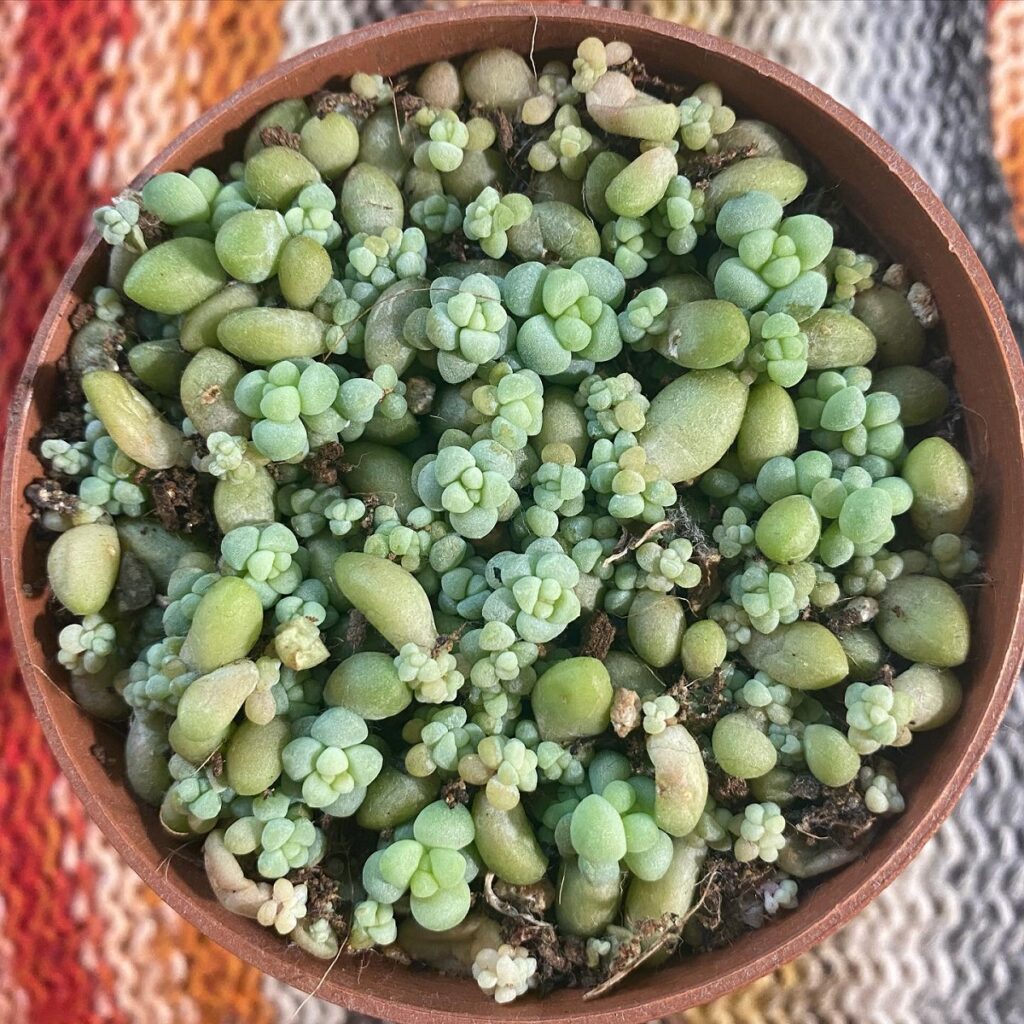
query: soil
580 610 616 660
303 440 347 486
670 666 730 735
259 125 301 150
689 854 776 950
787 781 875 849
147 466 214 535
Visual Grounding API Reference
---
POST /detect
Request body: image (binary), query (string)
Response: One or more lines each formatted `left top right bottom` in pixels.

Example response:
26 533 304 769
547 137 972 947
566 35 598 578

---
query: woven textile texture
0 1 1022 1022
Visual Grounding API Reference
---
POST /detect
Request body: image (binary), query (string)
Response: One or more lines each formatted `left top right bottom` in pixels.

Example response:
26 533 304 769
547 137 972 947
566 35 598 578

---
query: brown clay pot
3 5 1023 1022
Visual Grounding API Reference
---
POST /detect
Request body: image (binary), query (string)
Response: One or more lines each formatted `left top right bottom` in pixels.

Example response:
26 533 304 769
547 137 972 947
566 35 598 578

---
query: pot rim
3 5 1024 1022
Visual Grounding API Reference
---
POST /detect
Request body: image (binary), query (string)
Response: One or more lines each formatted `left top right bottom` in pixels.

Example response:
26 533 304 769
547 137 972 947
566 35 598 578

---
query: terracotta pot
3 5 1023 1022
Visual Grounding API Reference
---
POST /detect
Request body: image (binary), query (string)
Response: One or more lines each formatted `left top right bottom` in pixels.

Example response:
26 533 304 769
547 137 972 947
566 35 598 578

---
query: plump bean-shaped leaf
218 307 326 364
170 660 260 759
413 800 475 850
804 308 877 369
892 663 963 731
410 881 472 932
442 149 508 206
837 488 891 544
605 148 678 218
362 408 420 446
358 107 413 185
586 72 681 142
278 235 332 310
755 494 820 563
180 282 260 352
340 163 404 235
70 662 130 723
180 576 265 673
749 766 799 807
535 385 588 463
764 270 828 321
124 237 226 315
584 151 629 224
142 172 210 225
461 48 535 112
311 706 368 749
472 792 548 885
853 285 925 367
716 191 783 247
626 838 706 927
82 370 190 469
706 157 807 219
902 437 974 539
711 713 777 779
555 858 623 938
128 339 191 398
532 657 612 742
680 620 727 679
737 379 799 477
116 521 206 591
244 146 320 209
573 256 626 307
661 272 716 310
300 110 360 178
213 462 277 533
876 575 970 667
628 591 687 669
506 202 601 265
69 318 119 374
181 348 251 438
637 368 748 483
501 261 546 317
125 713 172 806
106 246 138 295
226 718 289 796
365 277 431 375
840 627 886 682
804 724 860 787
416 60 463 108
215 210 290 283
47 523 120 615
655 299 750 370
872 366 948 427
742 621 848 689
343 441 419 518
572 796 627 874
334 552 437 651
605 650 666 698
325 652 412 720
647 724 708 836
370 843 419 899
357 767 439 831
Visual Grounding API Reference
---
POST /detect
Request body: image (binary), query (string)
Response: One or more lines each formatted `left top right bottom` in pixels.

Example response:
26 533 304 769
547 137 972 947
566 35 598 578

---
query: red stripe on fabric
0 3 137 1021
